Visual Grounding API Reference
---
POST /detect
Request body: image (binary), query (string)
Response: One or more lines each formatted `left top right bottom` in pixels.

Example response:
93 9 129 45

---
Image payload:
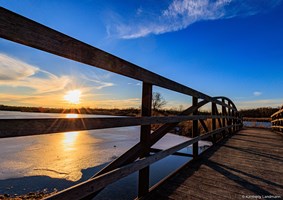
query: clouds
0 53 39 81
79 73 114 90
108 0 283 39
253 91 262 96
0 53 71 94
0 53 115 107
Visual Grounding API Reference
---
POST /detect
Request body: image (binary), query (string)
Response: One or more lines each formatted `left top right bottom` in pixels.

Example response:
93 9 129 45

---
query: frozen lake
0 111 211 199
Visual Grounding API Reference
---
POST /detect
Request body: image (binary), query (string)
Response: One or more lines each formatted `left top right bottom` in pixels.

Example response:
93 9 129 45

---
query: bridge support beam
228 102 232 134
192 97 199 159
138 82 152 198
222 99 226 138
212 103 217 143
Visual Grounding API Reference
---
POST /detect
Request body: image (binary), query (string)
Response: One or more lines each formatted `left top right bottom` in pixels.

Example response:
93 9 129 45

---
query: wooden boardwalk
146 128 283 200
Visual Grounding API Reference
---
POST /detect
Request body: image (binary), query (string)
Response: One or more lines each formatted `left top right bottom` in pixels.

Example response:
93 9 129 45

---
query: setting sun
64 90 81 104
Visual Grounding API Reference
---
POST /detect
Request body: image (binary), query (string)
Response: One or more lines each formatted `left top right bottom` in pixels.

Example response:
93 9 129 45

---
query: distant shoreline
0 104 140 117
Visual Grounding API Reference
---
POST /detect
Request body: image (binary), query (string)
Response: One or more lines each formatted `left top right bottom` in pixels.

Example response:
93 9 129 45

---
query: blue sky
1 0 283 109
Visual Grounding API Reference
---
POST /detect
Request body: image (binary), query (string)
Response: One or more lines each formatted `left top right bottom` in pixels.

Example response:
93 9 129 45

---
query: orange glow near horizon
64 90 81 104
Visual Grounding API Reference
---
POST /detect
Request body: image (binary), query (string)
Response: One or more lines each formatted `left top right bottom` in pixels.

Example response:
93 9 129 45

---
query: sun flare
64 90 81 104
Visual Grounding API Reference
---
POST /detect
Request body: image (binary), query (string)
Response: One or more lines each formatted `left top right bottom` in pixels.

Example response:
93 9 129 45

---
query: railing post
232 108 235 133
138 82 152 198
228 102 232 134
192 96 199 159
212 103 217 143
222 99 226 138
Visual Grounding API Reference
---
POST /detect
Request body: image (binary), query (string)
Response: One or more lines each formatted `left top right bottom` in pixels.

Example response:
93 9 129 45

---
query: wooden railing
0 7 243 200
271 108 283 133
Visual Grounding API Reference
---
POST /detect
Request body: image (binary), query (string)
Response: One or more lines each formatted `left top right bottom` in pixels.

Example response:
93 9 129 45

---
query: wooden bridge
146 128 283 200
0 7 282 200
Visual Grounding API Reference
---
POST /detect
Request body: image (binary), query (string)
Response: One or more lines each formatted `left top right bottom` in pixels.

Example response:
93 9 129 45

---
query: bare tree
152 92 167 110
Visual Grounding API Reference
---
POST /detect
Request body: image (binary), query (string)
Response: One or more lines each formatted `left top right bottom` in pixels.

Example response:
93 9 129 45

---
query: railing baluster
192 97 199 159
138 82 152 198
212 102 217 143
222 99 226 138
228 102 232 134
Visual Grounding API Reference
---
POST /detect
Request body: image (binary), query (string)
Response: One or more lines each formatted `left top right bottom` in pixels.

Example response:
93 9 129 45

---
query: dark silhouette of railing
0 7 243 200
271 107 283 133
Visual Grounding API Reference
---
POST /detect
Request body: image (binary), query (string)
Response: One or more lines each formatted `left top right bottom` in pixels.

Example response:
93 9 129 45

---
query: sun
64 90 81 104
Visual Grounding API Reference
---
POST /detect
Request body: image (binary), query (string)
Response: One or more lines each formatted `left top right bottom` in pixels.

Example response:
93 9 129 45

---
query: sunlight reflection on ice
63 131 79 151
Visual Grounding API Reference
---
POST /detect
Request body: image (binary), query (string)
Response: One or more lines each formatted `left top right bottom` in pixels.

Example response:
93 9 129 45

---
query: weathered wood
222 98 227 138
212 102 217 143
228 102 232 134
138 82 152 197
271 119 283 123
192 97 199 158
199 119 209 133
0 115 235 138
146 128 283 199
271 108 283 133
213 104 222 128
271 108 283 118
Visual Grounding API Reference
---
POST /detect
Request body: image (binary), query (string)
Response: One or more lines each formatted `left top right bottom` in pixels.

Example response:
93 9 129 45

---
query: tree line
239 107 280 118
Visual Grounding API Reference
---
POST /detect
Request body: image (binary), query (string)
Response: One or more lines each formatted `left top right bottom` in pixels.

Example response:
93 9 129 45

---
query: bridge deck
146 128 283 200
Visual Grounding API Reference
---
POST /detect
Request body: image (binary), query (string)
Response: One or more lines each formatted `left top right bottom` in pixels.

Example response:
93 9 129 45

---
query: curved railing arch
0 8 243 200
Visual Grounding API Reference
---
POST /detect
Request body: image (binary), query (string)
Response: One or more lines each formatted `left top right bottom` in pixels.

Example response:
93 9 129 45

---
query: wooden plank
138 82 152 197
271 109 283 118
192 97 199 158
147 128 283 199
0 115 232 138
212 102 217 143
213 104 222 128
222 98 227 137
199 119 209 133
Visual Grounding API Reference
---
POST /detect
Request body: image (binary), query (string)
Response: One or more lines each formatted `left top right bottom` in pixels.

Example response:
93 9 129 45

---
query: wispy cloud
0 53 115 107
0 53 38 80
108 0 283 39
0 53 71 93
253 91 262 96
80 74 114 90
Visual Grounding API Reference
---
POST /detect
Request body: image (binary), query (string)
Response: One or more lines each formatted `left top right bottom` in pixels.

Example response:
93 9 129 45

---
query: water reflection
63 132 79 151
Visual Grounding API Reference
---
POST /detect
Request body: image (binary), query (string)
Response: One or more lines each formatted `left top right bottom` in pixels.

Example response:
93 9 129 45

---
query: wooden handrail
0 115 240 138
271 108 283 133
0 7 243 199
